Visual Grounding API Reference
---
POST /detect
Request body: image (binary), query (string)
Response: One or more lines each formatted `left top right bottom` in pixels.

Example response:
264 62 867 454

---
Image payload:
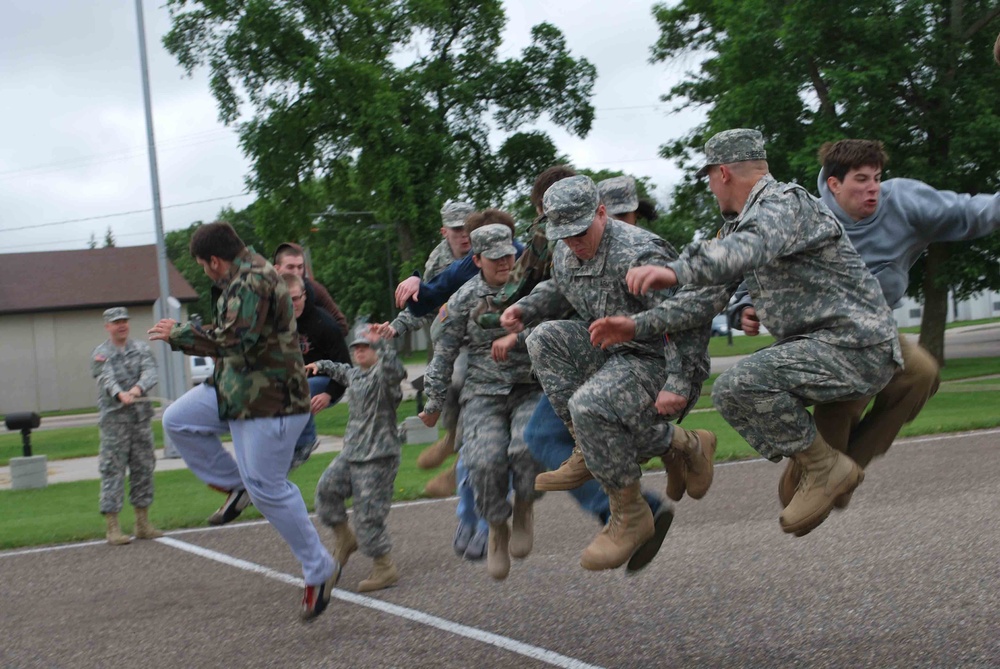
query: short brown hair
274 243 304 266
530 165 577 212
281 273 305 292
189 222 245 262
463 209 516 237
819 140 888 182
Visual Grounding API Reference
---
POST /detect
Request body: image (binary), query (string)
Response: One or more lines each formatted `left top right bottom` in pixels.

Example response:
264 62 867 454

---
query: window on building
909 308 922 319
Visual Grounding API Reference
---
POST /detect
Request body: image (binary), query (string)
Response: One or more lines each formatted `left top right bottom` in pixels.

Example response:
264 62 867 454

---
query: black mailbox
5 412 41 457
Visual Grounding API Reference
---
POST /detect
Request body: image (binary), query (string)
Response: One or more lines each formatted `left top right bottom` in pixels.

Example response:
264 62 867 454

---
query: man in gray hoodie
734 139 1000 505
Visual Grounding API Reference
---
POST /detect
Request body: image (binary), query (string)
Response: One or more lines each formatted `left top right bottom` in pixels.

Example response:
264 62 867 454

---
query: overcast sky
1 0 704 255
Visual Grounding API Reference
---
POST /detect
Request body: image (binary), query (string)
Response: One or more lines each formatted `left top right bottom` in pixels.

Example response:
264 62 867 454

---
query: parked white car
189 356 215 386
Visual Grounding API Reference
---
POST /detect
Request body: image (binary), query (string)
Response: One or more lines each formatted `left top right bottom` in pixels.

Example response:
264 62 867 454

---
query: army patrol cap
103 307 129 322
440 201 475 229
598 176 639 216
695 128 768 178
543 175 600 240
470 224 517 260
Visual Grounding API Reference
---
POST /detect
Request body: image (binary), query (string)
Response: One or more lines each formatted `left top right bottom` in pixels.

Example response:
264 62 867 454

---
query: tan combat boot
580 482 654 571
332 522 358 569
105 513 132 545
423 459 458 498
779 434 864 536
358 554 399 593
509 497 534 559
134 507 163 540
487 522 511 580
662 450 687 502
416 430 456 469
535 447 594 491
670 427 716 500
778 453 854 510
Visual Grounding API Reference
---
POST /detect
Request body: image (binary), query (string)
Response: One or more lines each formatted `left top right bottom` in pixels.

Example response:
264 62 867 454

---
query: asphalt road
2 429 998 668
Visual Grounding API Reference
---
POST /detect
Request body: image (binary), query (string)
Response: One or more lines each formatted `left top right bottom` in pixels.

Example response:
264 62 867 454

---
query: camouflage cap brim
545 214 591 240
480 242 517 260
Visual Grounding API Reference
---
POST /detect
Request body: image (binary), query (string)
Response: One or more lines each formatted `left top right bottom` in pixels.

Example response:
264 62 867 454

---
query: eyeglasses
567 228 589 239
290 293 305 302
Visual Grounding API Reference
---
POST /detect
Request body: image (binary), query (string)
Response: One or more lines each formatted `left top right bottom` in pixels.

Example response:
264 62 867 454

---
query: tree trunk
918 244 950 366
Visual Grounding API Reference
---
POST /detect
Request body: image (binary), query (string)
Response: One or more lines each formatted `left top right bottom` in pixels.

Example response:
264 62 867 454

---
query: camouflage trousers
315 454 400 558
526 321 674 490
460 385 543 525
98 419 156 514
712 337 901 461
440 348 469 441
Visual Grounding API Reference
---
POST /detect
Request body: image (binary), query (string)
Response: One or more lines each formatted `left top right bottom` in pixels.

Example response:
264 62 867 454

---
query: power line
0 192 253 234
0 128 236 181
2 229 157 251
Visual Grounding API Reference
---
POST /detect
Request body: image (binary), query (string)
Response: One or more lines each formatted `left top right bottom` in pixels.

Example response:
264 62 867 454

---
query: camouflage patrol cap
470 223 517 260
695 129 767 178
543 175 600 240
103 307 129 322
440 201 475 229
597 176 639 216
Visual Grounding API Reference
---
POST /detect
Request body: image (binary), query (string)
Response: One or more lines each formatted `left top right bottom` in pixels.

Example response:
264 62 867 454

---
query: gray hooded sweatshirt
816 170 1000 308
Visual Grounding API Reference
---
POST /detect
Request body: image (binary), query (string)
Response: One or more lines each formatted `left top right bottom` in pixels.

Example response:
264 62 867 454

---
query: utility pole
134 0 181 455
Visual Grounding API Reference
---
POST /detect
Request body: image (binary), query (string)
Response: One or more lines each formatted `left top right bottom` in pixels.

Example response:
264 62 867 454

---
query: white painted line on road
157 536 606 669
897 428 1000 445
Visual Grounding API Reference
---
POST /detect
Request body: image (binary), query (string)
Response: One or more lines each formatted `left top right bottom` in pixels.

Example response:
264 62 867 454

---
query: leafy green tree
87 232 97 250
651 0 1000 362
163 0 596 288
103 226 116 248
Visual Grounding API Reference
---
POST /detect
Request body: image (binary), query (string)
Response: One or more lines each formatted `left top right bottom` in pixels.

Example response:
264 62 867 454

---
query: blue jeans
292 375 344 469
524 394 662 524
456 456 489 533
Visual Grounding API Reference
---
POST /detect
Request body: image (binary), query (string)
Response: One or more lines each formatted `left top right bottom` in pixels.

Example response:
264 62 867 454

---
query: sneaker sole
300 562 342 622
626 507 675 574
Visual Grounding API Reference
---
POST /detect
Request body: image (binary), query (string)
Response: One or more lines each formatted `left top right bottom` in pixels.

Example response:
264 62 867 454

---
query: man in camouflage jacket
150 221 338 622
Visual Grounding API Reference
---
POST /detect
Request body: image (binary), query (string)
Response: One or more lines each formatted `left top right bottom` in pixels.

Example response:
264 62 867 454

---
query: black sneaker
626 502 674 574
463 526 489 561
453 521 475 557
300 561 342 622
207 489 251 526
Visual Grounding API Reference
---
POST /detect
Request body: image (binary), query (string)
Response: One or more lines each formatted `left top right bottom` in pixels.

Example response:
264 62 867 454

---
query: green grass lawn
0 437 448 550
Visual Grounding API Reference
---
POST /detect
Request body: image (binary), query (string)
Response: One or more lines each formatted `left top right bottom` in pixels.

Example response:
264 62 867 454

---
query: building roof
0 245 200 316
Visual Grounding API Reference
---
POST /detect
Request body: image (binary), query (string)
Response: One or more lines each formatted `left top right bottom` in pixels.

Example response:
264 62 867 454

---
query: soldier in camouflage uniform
391 201 474 477
624 129 903 537
417 220 543 581
91 307 162 545
381 201 493 560
309 328 407 593
500 175 716 572
151 222 339 622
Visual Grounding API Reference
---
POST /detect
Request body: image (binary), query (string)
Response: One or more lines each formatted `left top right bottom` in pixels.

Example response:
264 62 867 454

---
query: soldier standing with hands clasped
91 307 162 545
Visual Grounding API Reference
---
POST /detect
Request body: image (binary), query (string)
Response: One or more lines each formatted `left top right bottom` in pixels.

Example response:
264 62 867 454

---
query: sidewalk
0 434 346 490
